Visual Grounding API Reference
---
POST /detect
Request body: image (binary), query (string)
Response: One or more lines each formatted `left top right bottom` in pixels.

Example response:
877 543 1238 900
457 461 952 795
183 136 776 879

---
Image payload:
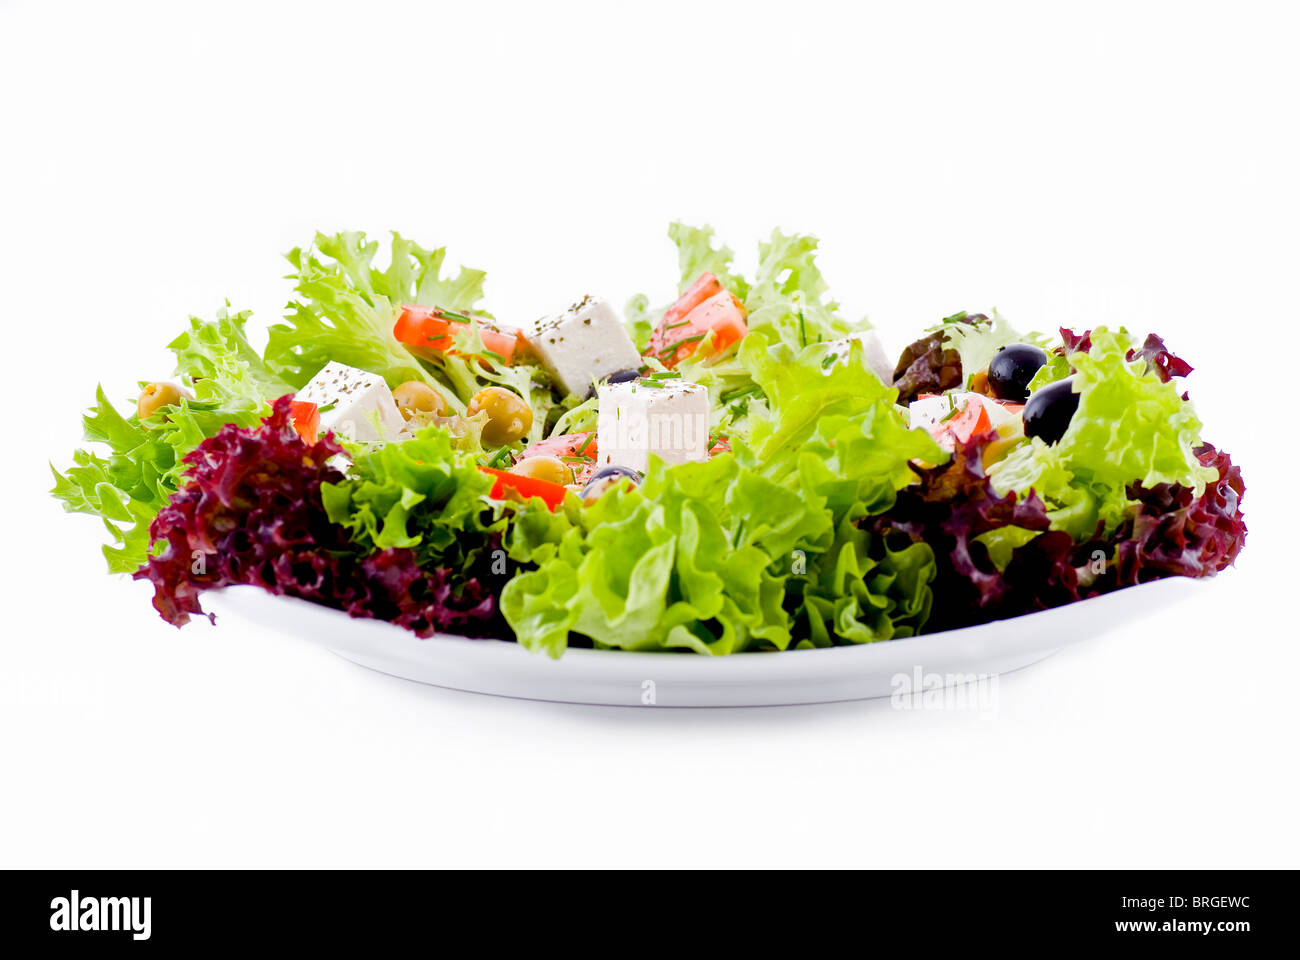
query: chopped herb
560 455 595 464
438 307 471 323
719 384 762 404
481 349 506 364
664 319 691 330
659 332 706 358
798 309 807 348
486 446 512 468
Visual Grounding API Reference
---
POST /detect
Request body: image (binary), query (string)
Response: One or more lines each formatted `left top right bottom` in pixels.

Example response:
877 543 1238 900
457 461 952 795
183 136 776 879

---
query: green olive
393 380 447 420
510 455 572 486
468 386 533 446
137 382 189 420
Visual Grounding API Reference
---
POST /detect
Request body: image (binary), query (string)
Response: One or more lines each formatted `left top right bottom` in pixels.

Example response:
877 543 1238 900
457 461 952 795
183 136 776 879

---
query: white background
2 0 1296 867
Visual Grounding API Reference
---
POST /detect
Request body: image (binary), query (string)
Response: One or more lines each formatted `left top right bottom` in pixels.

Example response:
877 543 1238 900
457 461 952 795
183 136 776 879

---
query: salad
52 225 1247 656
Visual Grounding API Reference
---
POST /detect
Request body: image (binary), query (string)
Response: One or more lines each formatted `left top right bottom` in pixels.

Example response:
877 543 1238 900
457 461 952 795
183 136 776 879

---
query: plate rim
208 572 1206 668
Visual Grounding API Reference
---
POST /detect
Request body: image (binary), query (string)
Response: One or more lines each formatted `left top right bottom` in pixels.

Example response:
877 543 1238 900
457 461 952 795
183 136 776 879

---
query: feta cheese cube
596 380 710 473
296 361 406 443
527 296 642 398
825 330 894 385
908 391 1018 434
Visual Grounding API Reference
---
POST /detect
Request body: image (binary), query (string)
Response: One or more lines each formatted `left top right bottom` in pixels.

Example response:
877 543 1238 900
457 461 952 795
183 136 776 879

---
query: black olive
988 343 1048 402
1023 377 1080 445
580 465 643 502
587 368 641 399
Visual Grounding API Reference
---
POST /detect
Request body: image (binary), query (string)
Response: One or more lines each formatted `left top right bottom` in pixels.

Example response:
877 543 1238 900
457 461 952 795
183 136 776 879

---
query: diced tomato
289 400 320 444
520 431 597 462
930 398 994 449
521 431 599 485
648 289 748 368
708 436 731 457
661 272 723 328
478 466 568 510
394 304 521 365
918 393 1024 423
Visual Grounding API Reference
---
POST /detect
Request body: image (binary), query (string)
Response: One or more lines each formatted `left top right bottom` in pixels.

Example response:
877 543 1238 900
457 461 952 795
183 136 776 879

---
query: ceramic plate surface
204 576 1203 706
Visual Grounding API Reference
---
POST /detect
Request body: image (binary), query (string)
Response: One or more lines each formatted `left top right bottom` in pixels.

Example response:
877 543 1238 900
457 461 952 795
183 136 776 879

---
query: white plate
204 576 1204 707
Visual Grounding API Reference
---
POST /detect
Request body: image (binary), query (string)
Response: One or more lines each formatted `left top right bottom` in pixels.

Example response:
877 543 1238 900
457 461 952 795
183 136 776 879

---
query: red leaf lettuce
134 396 497 636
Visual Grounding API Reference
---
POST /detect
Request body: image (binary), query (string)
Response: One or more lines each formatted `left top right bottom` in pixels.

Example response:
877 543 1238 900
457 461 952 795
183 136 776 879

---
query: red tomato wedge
649 288 748 368
289 400 320 444
394 304 521 365
478 466 568 511
708 436 731 457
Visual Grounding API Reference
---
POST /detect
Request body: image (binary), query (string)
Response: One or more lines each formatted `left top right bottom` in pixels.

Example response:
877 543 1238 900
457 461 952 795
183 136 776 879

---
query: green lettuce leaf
548 395 599 437
268 232 456 390
52 308 291 572
1027 351 1072 391
625 223 860 360
738 332 940 483
321 423 503 570
666 222 750 300
500 457 793 657
937 310 1050 386
794 515 936 648
500 334 944 657
989 327 1216 537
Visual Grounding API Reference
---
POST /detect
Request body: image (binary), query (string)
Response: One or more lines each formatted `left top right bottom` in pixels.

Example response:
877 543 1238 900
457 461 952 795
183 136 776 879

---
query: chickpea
393 380 447 420
468 386 533 446
510 455 572 486
137 382 190 420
